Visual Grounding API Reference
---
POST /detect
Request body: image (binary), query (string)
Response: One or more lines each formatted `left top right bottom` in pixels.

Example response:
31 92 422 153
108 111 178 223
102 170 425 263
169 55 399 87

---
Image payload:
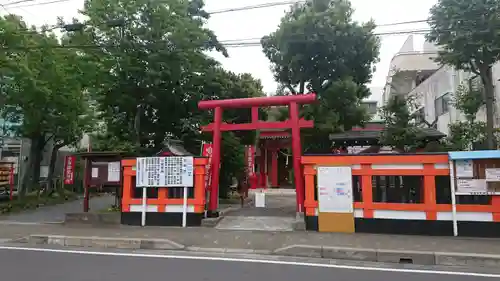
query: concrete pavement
1 224 500 268
216 190 297 231
0 246 498 281
0 195 114 223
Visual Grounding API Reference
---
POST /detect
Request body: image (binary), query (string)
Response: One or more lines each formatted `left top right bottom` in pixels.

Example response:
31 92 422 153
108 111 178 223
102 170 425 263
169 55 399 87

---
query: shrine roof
75 151 132 160
259 130 290 139
329 127 446 142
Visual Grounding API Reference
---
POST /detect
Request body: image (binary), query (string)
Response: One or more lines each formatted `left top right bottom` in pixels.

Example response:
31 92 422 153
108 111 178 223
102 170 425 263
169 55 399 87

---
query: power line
0 28 435 51
3 0 430 27
3 0 431 28
220 29 432 47
208 1 305 14
2 0 69 8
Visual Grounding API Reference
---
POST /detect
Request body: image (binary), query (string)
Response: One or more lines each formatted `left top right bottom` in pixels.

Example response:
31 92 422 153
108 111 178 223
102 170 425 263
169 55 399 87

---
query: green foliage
446 81 492 150
447 121 489 151
427 0 500 149
63 0 228 153
261 0 380 152
452 81 485 122
0 15 97 193
427 0 500 74
219 132 245 198
379 94 423 151
59 0 265 196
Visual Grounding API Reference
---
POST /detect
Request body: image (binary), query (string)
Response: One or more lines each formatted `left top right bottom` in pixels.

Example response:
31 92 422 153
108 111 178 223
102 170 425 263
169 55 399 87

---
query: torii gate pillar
199 94 316 216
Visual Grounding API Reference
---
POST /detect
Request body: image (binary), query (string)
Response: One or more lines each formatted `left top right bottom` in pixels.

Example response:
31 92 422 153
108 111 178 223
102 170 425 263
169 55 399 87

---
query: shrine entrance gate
198 94 316 216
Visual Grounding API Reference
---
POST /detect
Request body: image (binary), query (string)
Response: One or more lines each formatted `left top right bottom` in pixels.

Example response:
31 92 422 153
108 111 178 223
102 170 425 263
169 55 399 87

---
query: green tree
64 0 266 197
446 80 493 150
64 0 228 155
194 68 266 196
427 0 500 149
261 0 380 153
0 15 96 196
379 94 422 152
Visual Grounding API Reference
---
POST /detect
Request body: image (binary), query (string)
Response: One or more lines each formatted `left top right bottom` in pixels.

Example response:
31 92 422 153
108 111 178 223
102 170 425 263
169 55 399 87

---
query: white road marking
0 245 498 278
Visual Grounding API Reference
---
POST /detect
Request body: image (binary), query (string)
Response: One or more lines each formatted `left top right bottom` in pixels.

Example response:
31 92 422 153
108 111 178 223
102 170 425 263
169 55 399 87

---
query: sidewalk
0 195 114 223
2 223 500 255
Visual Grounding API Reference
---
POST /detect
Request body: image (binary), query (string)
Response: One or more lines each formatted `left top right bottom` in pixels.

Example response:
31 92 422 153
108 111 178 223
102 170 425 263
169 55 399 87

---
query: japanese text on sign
202 143 213 190
317 166 353 213
485 168 500 182
107 162 121 182
136 156 194 187
63 155 75 185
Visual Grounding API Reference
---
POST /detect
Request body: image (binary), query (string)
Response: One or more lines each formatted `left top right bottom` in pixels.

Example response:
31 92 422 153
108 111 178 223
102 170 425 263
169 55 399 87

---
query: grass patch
0 191 79 215
98 205 120 213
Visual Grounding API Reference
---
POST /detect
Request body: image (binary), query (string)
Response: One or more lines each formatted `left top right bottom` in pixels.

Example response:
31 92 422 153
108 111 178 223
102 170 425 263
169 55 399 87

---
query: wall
408 62 500 135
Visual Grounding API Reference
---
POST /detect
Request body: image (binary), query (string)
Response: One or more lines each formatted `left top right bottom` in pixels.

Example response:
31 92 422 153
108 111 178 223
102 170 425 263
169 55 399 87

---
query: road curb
272 244 500 267
27 235 185 250
20 235 500 268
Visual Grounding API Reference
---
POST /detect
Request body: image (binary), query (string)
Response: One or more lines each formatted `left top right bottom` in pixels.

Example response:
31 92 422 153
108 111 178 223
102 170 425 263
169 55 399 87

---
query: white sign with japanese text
485 168 500 182
317 166 353 213
456 179 487 194
455 160 473 178
107 162 121 182
136 156 194 187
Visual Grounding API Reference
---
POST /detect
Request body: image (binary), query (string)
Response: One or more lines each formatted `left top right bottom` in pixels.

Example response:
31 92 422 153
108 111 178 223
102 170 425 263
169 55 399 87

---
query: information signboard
107 161 121 182
317 166 353 213
135 156 194 187
485 168 500 182
456 179 487 194
455 160 473 178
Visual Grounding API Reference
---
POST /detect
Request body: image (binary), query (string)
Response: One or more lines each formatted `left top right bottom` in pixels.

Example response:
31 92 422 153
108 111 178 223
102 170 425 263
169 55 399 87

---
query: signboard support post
449 160 458 236
182 186 188 227
141 187 147 227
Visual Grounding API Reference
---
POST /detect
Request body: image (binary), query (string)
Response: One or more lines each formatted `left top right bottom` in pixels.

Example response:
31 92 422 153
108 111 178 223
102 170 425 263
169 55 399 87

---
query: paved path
1 224 500 255
217 192 297 231
0 195 114 223
216 216 296 231
0 247 496 281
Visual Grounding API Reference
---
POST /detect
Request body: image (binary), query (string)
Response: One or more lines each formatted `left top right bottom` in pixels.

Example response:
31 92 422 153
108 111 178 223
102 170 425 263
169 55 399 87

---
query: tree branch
285 84 297 95
470 62 480 75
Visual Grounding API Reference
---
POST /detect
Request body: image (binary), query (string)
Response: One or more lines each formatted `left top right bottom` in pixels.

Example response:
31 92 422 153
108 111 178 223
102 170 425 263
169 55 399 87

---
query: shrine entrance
198 94 315 224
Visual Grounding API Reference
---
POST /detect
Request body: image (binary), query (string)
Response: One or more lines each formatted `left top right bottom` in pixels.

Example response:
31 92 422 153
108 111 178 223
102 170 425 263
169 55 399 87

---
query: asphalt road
0 247 498 281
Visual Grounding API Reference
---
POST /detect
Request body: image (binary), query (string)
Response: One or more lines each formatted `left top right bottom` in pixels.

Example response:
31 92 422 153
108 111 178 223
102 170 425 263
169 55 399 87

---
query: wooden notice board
317 166 355 233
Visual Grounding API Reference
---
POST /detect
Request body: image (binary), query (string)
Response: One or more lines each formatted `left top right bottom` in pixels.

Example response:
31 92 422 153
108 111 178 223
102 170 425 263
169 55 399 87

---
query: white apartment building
382 35 500 135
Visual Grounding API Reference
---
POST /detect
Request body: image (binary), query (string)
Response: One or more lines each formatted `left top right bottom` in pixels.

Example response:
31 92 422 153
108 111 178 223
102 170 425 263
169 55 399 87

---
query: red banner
245 145 255 177
202 143 213 190
64 155 76 185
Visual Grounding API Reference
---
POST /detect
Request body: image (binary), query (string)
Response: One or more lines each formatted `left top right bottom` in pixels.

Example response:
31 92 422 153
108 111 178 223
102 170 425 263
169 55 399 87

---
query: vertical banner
64 155 76 185
245 145 256 190
202 143 213 190
245 145 255 177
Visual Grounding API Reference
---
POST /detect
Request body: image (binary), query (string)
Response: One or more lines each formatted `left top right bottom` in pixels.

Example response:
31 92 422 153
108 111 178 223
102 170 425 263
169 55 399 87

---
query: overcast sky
1 0 438 101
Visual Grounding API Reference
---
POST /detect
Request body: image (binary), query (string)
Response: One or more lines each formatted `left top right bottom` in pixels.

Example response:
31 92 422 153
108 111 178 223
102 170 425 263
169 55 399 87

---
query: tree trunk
481 67 496 149
18 136 44 198
299 81 305 95
134 105 142 150
45 143 65 196
18 145 35 199
32 137 45 197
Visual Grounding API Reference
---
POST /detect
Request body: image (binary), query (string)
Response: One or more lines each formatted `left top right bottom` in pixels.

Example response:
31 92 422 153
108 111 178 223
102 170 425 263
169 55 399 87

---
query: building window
361 102 378 116
434 93 451 116
415 107 425 124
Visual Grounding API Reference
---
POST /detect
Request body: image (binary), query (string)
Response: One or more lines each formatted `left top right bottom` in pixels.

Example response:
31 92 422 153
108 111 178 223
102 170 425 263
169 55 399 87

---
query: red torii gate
198 94 316 215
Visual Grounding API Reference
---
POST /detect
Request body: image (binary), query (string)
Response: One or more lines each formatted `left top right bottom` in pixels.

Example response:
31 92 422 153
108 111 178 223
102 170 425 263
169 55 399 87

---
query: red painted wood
198 93 316 109
201 119 313 132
